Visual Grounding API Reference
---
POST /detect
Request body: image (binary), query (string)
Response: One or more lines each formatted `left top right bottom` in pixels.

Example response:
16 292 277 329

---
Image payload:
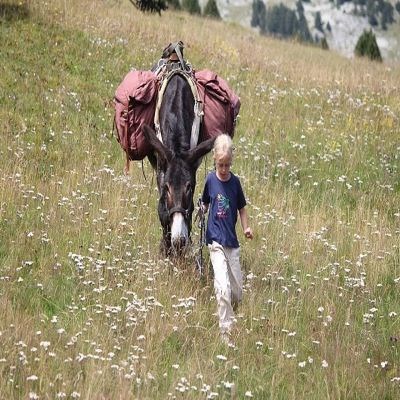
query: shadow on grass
0 2 30 21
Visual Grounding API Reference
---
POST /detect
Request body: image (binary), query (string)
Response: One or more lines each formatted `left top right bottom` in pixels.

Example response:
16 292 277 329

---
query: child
201 134 253 344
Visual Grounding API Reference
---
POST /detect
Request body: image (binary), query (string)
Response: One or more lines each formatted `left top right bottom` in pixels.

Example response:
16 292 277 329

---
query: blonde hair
213 134 233 159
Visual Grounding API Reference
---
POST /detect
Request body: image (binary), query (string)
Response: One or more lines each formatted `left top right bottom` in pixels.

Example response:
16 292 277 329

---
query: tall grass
0 0 399 398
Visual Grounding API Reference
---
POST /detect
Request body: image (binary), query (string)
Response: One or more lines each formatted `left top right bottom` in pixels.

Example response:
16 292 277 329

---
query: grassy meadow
1 0 399 398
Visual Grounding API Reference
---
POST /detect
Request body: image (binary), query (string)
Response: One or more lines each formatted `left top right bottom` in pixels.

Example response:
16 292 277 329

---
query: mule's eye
164 183 173 206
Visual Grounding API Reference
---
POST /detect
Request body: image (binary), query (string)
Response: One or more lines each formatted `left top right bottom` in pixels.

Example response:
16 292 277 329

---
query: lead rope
195 197 206 276
195 156 210 277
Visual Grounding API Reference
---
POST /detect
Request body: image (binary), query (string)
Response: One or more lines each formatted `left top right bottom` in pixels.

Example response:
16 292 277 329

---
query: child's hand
244 227 253 240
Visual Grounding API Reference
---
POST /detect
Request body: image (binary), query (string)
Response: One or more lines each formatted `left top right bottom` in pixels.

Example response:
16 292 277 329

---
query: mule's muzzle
169 209 190 255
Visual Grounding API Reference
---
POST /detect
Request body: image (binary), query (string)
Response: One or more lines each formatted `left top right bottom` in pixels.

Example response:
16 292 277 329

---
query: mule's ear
186 136 217 168
143 124 173 166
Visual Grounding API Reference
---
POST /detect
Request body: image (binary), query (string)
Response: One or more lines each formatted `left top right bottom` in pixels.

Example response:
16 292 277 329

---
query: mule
143 72 216 256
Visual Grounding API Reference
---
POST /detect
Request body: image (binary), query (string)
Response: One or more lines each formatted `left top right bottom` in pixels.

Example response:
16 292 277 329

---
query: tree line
250 0 400 61
251 0 313 43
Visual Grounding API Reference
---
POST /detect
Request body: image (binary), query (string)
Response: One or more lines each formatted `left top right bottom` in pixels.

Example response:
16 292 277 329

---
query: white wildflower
223 381 235 389
40 341 51 350
298 361 306 368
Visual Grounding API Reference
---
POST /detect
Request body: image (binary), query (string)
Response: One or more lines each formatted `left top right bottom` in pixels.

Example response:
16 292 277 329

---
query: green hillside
1 1 399 398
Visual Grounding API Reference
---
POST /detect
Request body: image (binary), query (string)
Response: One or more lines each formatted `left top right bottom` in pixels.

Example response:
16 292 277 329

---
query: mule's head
143 125 216 255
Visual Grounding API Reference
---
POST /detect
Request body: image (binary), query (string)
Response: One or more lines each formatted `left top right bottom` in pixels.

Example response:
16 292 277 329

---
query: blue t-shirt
201 171 247 248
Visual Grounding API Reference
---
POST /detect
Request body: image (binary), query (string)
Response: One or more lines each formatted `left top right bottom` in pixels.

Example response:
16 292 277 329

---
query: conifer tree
296 1 312 42
296 0 304 14
129 0 167 14
355 29 382 61
368 14 378 26
182 0 201 14
366 0 378 25
381 2 394 30
204 0 221 19
298 12 312 42
167 0 181 10
263 2 312 42
251 0 267 32
326 21 331 31
315 11 323 32
321 37 329 50
266 4 297 37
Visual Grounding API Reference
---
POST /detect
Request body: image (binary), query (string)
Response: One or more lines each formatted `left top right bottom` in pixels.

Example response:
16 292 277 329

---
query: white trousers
208 241 242 334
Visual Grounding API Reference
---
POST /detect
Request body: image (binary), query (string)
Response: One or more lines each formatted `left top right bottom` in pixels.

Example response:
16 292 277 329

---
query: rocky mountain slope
211 0 400 62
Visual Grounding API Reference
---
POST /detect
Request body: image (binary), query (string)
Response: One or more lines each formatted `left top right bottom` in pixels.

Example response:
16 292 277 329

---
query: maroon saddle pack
113 68 240 161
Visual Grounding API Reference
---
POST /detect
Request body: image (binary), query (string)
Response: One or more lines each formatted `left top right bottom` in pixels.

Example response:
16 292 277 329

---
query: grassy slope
0 0 399 398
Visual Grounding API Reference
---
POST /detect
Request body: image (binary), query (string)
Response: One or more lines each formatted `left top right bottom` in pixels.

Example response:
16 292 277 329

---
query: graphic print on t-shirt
217 193 230 218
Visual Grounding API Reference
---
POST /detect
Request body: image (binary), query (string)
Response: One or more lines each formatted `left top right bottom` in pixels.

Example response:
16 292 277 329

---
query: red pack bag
114 70 158 160
194 69 240 140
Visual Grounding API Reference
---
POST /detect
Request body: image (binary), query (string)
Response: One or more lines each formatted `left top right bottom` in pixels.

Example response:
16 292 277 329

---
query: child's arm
239 207 253 239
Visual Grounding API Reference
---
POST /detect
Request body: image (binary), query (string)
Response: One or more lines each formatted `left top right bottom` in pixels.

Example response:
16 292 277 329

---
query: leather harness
154 69 203 150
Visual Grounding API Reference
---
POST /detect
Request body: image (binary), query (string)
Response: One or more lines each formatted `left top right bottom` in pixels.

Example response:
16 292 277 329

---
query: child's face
215 153 232 180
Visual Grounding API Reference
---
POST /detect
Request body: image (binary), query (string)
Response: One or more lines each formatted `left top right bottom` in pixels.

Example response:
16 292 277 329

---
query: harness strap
191 98 203 149
154 69 203 149
173 43 188 72
194 197 206 276
121 108 131 175
168 206 189 219
161 41 190 72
